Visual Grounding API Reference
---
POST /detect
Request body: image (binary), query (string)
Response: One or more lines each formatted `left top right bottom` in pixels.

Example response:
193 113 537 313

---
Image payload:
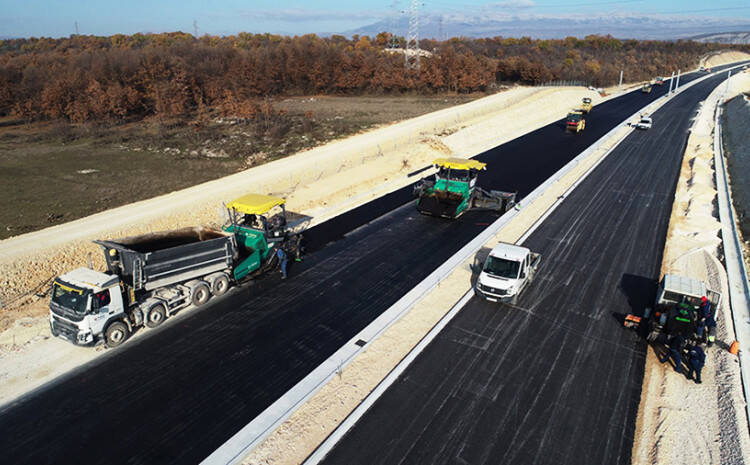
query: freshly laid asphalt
319 72 738 465
0 65 740 464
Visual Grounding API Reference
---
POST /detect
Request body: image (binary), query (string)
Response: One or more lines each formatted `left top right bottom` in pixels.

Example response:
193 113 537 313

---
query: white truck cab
475 243 541 303
49 268 125 345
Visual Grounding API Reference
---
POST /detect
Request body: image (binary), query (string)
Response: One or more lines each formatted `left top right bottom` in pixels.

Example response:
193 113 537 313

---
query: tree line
0 32 746 123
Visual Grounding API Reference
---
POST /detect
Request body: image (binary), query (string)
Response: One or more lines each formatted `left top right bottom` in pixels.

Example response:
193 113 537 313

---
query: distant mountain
345 14 750 41
688 32 750 44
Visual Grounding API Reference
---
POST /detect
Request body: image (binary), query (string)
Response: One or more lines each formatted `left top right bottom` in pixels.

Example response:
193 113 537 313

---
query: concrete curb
713 98 750 437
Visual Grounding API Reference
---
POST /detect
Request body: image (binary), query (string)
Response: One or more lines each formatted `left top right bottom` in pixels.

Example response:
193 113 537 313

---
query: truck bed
95 227 237 291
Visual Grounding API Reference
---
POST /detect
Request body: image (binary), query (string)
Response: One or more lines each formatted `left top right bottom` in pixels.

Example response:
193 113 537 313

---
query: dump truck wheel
145 303 167 328
192 282 210 306
105 321 130 348
211 274 230 296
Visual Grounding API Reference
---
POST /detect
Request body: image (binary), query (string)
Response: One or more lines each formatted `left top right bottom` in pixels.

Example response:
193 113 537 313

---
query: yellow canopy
227 193 285 215
432 157 486 170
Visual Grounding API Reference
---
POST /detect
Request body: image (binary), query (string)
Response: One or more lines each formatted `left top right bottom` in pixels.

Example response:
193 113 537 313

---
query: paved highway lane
0 65 739 464
319 72 733 465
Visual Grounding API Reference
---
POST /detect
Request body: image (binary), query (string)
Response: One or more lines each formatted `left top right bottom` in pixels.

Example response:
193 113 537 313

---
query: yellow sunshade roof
432 158 486 170
227 193 286 215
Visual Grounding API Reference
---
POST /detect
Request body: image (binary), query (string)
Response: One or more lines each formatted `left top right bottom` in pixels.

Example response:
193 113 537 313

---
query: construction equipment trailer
624 274 721 346
49 194 301 347
413 158 516 219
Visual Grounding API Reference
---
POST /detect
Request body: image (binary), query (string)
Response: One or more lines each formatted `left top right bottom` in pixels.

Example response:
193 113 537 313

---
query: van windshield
483 256 520 279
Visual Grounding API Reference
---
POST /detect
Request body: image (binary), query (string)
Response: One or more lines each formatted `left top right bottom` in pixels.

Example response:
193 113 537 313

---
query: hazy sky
1 0 749 38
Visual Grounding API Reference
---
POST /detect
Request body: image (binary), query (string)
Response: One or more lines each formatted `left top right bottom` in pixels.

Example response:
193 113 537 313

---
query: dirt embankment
632 69 750 465
702 51 750 68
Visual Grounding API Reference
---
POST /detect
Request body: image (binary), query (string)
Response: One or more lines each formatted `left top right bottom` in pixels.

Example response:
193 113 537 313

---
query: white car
634 116 652 130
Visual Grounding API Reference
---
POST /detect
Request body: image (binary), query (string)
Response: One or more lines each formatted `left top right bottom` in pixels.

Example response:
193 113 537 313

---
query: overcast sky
1 0 749 38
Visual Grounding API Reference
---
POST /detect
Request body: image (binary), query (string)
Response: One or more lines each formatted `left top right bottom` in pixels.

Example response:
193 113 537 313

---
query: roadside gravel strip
220 66 744 465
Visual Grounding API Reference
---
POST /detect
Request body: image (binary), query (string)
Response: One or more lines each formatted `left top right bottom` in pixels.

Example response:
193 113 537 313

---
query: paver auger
413 158 517 219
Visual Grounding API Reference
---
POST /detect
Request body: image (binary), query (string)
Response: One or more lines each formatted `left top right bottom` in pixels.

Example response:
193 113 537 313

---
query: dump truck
413 158 516 219
566 110 586 133
624 274 721 346
641 83 652 93
49 194 301 347
580 97 593 114
475 242 541 304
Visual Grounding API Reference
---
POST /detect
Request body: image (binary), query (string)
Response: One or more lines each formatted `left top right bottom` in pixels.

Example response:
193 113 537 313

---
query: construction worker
276 247 288 279
686 344 706 384
696 296 717 346
660 334 685 372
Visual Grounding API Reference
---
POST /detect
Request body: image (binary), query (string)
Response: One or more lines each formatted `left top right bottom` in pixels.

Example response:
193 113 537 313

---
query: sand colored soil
702 51 750 69
632 70 750 465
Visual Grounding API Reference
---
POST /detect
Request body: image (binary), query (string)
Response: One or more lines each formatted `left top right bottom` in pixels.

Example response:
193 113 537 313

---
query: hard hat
701 296 707 303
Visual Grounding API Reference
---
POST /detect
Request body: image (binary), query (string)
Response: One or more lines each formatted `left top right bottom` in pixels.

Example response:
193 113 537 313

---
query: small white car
634 116 652 130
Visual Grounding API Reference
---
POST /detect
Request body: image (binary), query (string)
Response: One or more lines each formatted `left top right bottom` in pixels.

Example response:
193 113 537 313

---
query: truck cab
475 243 541 303
49 268 125 345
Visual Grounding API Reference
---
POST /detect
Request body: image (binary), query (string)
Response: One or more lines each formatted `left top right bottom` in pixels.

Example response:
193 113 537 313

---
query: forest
0 32 747 123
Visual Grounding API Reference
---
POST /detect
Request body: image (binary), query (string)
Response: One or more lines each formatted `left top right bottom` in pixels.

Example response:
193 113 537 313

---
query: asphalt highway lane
0 64 740 464
319 72 735 464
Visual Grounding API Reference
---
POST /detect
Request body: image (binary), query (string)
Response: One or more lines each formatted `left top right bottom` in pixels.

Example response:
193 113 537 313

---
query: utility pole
193 19 199 38
667 71 674 94
438 16 444 42
74 21 79 35
405 0 420 70
674 69 681 93
618 70 623 93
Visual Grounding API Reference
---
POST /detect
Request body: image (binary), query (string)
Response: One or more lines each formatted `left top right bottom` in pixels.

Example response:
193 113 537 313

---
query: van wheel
211 274 230 296
145 304 167 328
105 321 130 348
192 283 210 306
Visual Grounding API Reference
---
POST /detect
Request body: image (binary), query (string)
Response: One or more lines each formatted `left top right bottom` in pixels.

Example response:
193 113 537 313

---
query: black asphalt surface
319 72 739 465
0 65 739 465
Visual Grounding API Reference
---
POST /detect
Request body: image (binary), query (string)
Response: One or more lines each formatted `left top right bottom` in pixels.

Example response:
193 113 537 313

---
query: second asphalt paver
0 65 740 464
